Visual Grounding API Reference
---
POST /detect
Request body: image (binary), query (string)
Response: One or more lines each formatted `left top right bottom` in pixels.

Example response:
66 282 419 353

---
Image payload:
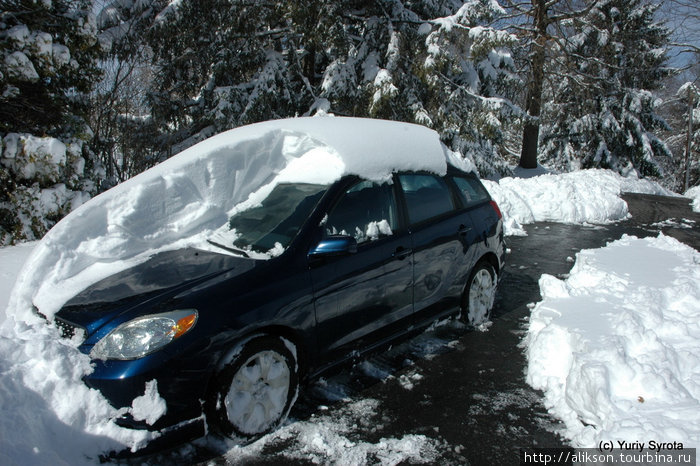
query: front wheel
461 261 497 326
207 336 299 440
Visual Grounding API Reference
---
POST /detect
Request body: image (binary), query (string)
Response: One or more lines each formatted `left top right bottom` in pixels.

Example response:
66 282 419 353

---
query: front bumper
85 361 210 457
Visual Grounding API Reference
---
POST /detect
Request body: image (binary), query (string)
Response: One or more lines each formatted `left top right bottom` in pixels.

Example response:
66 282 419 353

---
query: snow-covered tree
539 0 672 177
0 0 103 244
499 0 598 170
311 0 520 175
676 81 700 190
145 0 312 155
144 0 520 175
91 0 162 187
412 1 520 175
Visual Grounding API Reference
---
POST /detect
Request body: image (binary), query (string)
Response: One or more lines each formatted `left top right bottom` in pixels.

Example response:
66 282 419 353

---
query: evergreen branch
549 2 596 23
412 59 525 118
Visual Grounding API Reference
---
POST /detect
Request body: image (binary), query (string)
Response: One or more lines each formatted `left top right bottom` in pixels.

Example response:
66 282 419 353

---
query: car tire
461 261 497 326
207 336 299 440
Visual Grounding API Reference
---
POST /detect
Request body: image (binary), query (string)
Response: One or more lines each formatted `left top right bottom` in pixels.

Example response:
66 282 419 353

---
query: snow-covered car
46 117 505 450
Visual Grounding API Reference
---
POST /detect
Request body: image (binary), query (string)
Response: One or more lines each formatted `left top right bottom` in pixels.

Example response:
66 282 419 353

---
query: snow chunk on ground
224 398 440 465
484 169 674 236
525 234 700 448
685 185 700 213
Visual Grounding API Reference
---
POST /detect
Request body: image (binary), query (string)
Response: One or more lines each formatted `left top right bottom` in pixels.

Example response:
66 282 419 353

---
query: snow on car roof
8 116 474 320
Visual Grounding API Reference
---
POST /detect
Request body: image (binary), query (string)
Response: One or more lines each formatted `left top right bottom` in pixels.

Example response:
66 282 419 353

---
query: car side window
451 175 490 207
398 174 455 225
325 181 398 244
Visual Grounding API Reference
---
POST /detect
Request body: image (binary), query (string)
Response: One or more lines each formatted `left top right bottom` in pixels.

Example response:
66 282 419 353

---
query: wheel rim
468 268 495 324
224 350 291 435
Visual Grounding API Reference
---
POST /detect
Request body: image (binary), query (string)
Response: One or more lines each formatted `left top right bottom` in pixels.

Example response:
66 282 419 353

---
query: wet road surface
163 194 698 465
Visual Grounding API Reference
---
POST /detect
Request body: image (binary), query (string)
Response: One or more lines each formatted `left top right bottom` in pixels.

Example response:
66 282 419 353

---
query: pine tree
411 0 520 175
0 0 103 244
146 0 313 156
145 0 520 176
540 0 672 177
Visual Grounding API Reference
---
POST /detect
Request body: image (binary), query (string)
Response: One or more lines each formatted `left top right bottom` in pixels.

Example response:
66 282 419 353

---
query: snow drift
525 234 700 448
483 169 674 235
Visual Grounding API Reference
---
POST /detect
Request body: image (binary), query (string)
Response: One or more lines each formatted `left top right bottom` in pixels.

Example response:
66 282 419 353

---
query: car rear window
451 175 490 207
398 174 455 225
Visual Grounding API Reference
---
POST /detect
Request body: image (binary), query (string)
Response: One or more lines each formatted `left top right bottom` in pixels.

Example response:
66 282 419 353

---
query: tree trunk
304 45 317 86
685 90 694 192
519 0 549 169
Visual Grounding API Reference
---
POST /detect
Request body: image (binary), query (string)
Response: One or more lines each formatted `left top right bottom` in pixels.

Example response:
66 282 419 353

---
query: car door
309 180 413 365
396 173 480 325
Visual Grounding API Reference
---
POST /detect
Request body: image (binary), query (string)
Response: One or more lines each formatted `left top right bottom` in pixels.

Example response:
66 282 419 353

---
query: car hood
58 248 253 328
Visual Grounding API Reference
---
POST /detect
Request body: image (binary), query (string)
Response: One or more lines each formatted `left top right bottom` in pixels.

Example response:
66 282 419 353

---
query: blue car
52 118 505 451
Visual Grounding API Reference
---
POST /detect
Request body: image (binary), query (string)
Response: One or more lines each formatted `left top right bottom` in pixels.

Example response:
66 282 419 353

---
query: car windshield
211 183 327 256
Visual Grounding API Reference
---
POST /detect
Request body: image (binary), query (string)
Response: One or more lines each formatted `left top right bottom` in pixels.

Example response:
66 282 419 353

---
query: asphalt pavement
181 193 698 466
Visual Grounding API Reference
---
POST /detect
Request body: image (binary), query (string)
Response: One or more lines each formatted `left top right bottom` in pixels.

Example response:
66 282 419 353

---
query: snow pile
525 234 700 448
0 240 161 464
685 185 700 213
483 169 674 235
0 325 158 466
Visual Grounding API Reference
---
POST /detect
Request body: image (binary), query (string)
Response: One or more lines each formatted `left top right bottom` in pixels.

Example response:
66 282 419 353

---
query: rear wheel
207 336 298 440
461 261 497 326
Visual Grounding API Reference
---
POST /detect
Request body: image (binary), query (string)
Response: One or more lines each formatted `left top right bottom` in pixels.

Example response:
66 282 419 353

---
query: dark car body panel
55 167 505 446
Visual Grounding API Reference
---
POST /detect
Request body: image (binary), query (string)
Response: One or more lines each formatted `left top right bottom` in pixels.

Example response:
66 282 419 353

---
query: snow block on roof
8 116 471 320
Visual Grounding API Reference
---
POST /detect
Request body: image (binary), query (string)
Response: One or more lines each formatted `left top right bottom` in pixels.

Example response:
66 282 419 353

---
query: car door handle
393 246 412 260
458 224 472 236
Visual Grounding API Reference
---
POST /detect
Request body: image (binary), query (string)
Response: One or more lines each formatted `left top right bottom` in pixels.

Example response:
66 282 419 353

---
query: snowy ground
0 241 35 318
526 234 700 451
0 162 696 464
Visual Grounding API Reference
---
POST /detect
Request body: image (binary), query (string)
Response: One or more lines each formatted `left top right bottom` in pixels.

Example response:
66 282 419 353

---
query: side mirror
308 235 358 259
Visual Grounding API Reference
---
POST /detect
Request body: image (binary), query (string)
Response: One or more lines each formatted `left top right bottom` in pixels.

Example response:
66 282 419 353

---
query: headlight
90 309 198 360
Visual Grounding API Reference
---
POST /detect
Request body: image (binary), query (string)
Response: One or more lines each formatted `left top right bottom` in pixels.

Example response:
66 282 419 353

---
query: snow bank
1 243 161 464
483 169 674 235
525 234 700 448
685 185 700 213
0 242 35 318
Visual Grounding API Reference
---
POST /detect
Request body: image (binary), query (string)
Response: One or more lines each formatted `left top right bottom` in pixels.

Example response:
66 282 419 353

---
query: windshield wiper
207 239 250 258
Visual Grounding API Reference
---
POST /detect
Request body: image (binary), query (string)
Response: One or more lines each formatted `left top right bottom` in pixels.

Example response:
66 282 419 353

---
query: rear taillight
489 200 502 219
